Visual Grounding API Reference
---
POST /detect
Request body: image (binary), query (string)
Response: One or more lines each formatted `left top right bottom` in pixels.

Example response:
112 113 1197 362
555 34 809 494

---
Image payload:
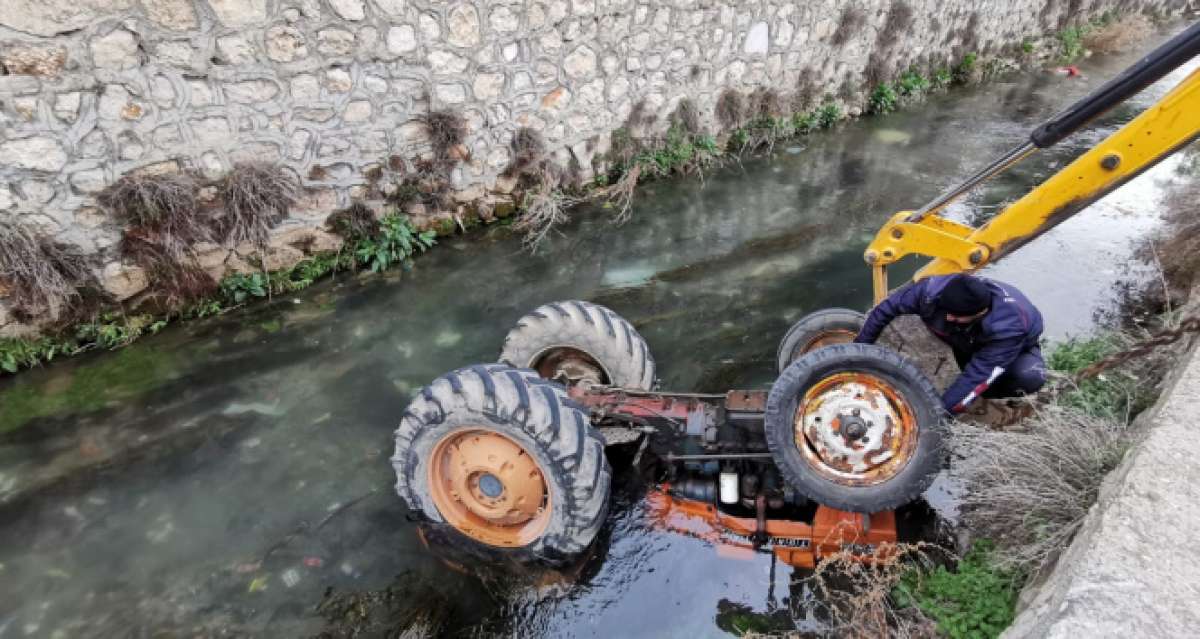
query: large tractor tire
765 343 944 513
500 300 656 390
777 308 866 373
392 364 610 564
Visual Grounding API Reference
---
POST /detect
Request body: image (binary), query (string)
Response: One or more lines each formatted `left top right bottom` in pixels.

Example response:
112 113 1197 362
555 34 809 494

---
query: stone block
343 100 373 122
142 0 198 30
386 25 417 54
373 0 406 17
91 29 140 70
69 169 107 194
328 0 365 20
206 0 268 26
225 79 280 103
317 29 356 56
217 35 258 65
0 45 68 76
324 69 353 92
266 25 308 62
101 262 149 302
0 0 133 37
447 4 481 47
0 137 68 172
564 45 597 78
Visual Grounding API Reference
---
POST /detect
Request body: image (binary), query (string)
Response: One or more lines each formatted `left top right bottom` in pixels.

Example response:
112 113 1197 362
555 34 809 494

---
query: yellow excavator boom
864 21 1200 305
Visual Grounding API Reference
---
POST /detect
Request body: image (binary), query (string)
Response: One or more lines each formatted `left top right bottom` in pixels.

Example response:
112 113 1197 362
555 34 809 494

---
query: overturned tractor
391 300 944 567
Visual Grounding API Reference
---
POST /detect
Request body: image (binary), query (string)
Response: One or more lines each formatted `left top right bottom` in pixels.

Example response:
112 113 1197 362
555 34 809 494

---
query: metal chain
1071 315 1200 382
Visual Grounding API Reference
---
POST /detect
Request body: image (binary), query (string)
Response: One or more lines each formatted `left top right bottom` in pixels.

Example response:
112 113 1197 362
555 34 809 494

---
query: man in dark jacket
854 273 1045 415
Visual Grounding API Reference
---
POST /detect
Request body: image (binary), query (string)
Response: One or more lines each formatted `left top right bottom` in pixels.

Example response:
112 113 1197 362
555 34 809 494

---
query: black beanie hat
939 275 991 315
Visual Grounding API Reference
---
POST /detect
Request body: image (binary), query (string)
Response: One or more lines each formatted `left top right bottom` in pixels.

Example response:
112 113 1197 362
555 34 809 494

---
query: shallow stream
0 40 1195 638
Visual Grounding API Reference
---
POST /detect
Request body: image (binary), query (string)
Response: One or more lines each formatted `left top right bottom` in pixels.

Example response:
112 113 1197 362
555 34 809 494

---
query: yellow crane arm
864 21 1200 305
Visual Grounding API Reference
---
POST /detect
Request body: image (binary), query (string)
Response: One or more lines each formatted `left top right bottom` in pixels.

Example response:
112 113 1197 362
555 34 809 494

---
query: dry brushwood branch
950 405 1128 573
120 232 216 305
797 541 941 639
217 163 298 248
0 218 94 321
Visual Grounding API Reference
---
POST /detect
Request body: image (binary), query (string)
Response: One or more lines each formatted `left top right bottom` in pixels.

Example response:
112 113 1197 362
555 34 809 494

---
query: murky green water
1 42 1195 637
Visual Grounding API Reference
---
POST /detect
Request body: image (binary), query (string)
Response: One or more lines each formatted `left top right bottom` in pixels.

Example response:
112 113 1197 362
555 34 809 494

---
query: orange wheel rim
428 428 552 547
794 372 919 486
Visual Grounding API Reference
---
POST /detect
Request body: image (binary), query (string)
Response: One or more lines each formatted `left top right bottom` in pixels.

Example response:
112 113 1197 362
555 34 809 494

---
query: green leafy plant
895 69 931 96
931 66 953 89
1046 334 1153 420
868 83 900 114
354 214 437 273
953 52 978 84
220 272 268 304
816 103 842 128
895 541 1019 639
1058 26 1087 62
1021 37 1036 54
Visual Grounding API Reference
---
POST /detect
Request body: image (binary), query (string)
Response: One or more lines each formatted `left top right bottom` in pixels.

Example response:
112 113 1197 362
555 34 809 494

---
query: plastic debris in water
340 562 354 576
281 568 301 588
303 557 323 567
248 576 269 592
434 331 462 348
786 146 805 155
235 562 261 573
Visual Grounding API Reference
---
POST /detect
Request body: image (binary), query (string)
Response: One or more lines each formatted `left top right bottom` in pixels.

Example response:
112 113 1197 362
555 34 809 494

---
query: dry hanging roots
217 163 298 247
0 218 93 320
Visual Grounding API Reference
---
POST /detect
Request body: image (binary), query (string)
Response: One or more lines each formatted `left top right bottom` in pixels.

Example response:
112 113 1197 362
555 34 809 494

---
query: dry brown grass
216 163 298 247
421 110 469 161
97 172 200 230
796 542 940 638
0 219 94 321
326 201 379 241
670 98 703 136
748 87 785 120
950 405 1129 573
716 89 745 129
831 5 867 46
1083 14 1154 54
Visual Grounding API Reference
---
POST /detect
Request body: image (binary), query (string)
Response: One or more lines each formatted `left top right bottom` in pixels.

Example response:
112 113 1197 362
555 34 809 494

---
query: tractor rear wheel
777 308 866 373
765 343 944 513
392 364 610 564
500 300 655 390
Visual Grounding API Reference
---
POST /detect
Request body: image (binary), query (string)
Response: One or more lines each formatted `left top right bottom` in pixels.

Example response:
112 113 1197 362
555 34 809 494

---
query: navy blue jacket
855 275 1043 413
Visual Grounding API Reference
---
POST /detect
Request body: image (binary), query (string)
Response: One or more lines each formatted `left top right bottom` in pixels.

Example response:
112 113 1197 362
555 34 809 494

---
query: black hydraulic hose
1030 20 1200 148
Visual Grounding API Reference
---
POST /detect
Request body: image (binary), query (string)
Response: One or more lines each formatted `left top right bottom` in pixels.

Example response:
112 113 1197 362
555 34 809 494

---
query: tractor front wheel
392 364 610 564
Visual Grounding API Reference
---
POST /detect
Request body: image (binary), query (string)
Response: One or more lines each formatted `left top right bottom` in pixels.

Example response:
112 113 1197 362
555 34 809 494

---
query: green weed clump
354 214 437 273
1046 334 1157 421
868 83 900 114
896 541 1019 639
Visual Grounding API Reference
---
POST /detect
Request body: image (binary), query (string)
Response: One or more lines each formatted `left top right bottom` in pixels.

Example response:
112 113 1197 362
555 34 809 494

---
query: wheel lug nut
852 408 861 416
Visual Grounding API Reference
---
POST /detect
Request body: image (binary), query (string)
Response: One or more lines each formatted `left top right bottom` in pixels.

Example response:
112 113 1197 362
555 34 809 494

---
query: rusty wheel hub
428 429 551 547
801 329 857 354
794 372 918 486
534 347 608 386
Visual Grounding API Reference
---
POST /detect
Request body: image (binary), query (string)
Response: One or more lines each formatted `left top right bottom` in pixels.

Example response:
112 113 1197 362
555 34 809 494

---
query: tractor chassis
567 384 899 569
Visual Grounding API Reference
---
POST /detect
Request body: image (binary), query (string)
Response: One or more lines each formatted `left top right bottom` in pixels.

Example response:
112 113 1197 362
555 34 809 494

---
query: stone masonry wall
0 0 1187 336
